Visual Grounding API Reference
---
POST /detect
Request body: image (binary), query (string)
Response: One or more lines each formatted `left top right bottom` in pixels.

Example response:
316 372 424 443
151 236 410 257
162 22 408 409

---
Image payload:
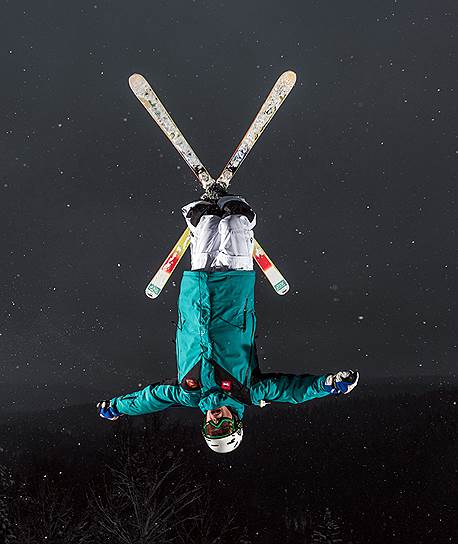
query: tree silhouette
0 464 15 544
91 425 238 543
13 479 91 544
311 508 343 544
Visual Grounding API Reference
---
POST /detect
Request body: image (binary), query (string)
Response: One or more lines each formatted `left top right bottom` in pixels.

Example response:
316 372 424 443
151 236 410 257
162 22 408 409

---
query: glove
97 400 122 420
324 370 359 395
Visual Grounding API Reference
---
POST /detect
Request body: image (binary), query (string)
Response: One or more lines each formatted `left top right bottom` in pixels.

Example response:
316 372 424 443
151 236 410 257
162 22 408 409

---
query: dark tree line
3 422 240 543
0 387 455 543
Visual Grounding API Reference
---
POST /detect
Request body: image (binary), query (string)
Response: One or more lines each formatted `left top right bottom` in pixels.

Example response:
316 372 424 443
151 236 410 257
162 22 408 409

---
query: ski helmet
202 412 243 454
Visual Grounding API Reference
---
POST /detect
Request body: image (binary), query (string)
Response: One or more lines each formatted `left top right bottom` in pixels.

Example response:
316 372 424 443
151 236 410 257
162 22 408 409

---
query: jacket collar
198 388 245 418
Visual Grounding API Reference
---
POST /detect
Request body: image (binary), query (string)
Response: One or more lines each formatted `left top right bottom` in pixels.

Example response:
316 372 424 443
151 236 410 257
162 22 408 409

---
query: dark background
1 1 456 409
0 1 457 542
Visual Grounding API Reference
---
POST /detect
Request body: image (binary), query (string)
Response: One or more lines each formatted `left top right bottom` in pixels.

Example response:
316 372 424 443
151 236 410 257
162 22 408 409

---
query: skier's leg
213 196 256 270
182 201 222 270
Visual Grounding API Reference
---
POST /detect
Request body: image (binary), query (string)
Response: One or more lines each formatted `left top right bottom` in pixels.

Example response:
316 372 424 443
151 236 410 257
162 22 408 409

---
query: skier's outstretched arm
250 370 359 406
250 374 330 406
98 382 198 419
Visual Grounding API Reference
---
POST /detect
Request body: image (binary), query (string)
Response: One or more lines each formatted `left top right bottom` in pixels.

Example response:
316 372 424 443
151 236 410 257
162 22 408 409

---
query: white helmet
203 426 243 453
202 413 243 454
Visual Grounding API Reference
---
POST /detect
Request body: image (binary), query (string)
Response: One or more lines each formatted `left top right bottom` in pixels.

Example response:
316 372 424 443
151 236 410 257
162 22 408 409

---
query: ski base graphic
253 239 289 295
145 229 191 299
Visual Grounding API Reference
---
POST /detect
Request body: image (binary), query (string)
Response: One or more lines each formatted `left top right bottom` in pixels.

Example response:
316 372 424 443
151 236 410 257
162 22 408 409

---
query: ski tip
282 70 297 86
274 279 290 295
277 284 290 295
145 284 162 299
128 73 146 91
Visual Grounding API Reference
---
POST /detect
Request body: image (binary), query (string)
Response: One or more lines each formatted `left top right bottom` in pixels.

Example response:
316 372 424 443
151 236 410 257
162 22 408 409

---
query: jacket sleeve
250 373 331 406
110 383 197 416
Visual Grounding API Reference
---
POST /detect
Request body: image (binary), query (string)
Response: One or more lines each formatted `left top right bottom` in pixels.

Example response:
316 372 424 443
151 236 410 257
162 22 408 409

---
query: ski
129 74 214 188
145 228 191 299
129 71 296 189
129 72 295 298
253 239 289 295
217 70 296 187
145 229 290 298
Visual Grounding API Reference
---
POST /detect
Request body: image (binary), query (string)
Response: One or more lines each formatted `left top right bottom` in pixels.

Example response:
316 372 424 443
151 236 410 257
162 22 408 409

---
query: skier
97 189 359 453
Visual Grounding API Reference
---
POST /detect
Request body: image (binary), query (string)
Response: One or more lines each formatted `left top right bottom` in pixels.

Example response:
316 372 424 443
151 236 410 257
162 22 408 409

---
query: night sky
1 0 456 411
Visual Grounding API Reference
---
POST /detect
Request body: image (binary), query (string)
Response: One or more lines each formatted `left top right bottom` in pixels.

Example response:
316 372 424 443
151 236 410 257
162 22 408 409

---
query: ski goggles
202 417 236 439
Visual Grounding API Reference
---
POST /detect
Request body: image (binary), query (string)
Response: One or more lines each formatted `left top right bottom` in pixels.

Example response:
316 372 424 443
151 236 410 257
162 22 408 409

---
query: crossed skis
128 71 297 299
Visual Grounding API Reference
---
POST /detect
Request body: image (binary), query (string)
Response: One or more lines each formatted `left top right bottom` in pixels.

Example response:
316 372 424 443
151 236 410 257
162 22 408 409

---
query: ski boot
218 195 255 223
183 201 222 227
200 181 228 202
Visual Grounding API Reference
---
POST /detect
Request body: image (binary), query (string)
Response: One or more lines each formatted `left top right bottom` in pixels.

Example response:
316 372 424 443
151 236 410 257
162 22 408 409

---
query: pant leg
182 197 256 271
182 201 221 271
212 215 254 270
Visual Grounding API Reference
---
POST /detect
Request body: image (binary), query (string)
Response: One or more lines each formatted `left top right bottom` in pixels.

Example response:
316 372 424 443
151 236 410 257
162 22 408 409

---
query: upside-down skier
98 185 359 453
